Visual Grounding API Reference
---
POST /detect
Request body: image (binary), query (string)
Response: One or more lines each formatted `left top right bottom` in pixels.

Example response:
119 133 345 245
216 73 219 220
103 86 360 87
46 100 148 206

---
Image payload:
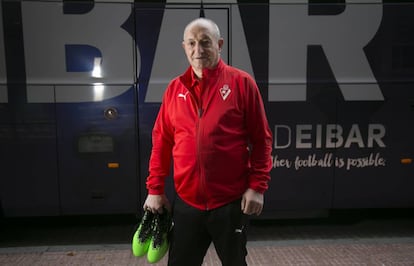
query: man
143 18 273 265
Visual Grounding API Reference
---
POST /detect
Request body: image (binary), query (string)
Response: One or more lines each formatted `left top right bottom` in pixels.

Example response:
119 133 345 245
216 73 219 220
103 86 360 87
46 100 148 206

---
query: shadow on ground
1 209 414 247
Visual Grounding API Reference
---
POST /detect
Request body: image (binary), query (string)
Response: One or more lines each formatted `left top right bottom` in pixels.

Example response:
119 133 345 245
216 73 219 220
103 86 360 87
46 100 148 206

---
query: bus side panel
56 86 139 215
334 84 414 208
333 3 414 208
0 2 59 217
0 122 60 217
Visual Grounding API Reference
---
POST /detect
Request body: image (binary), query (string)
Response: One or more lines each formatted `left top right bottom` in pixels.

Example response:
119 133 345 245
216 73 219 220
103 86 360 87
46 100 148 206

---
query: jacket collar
180 59 225 89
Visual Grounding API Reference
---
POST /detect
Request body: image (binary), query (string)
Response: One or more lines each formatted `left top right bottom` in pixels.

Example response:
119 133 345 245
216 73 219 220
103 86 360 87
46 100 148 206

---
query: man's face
182 24 223 77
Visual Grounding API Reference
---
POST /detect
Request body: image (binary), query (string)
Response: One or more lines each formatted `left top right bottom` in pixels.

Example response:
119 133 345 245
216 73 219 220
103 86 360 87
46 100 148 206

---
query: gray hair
183 18 221 41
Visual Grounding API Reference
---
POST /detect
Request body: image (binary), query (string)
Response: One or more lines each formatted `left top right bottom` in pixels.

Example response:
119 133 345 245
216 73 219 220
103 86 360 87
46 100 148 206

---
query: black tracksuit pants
168 196 249 266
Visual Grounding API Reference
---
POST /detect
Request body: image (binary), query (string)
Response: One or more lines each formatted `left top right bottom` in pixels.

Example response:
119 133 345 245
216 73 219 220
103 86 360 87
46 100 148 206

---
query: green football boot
132 210 154 257
147 210 173 264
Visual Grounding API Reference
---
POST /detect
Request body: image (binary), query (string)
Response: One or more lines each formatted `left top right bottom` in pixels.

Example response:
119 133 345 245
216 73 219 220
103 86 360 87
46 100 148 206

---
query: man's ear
218 38 224 50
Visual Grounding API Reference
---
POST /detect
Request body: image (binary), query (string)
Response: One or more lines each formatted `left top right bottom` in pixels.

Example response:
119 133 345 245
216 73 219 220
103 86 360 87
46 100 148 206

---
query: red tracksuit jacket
146 59 273 210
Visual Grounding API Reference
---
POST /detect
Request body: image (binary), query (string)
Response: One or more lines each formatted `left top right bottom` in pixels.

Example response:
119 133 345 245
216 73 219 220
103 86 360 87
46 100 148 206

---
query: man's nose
195 42 204 54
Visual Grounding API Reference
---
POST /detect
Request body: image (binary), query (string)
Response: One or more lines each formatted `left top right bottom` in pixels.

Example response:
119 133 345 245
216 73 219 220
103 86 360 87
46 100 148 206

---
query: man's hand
241 188 264 216
143 194 171 214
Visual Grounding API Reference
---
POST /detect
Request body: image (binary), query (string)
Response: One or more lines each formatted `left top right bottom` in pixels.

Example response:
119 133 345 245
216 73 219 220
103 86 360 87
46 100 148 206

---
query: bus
1 0 413 218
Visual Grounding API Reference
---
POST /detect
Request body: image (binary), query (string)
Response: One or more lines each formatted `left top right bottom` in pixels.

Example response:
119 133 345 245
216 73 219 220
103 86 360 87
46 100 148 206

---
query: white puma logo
178 92 189 101
235 226 244 233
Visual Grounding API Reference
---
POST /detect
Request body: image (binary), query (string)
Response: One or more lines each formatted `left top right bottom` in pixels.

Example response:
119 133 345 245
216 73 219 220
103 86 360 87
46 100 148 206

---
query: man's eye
201 40 211 47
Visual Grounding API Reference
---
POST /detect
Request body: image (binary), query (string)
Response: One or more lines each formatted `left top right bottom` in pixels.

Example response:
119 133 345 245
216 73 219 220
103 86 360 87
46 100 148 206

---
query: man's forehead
184 31 213 41
185 24 214 37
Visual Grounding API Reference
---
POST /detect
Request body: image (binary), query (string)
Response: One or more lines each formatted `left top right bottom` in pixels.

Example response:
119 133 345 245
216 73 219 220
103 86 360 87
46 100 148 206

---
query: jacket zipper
189 89 209 210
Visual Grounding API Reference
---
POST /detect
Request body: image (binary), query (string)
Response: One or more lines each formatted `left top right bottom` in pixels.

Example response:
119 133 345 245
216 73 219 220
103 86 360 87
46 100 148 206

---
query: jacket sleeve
243 75 273 194
146 86 175 195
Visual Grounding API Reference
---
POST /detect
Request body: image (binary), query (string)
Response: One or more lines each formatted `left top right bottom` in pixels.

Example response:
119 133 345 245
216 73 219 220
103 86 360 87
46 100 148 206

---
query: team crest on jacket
219 84 231 100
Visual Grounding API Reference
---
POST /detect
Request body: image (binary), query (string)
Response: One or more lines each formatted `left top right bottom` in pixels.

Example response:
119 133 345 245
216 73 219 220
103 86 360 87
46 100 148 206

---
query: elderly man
143 17 273 266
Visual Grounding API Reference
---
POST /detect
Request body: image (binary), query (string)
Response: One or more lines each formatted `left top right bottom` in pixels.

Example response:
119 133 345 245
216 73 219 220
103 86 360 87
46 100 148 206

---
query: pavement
1 210 414 265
